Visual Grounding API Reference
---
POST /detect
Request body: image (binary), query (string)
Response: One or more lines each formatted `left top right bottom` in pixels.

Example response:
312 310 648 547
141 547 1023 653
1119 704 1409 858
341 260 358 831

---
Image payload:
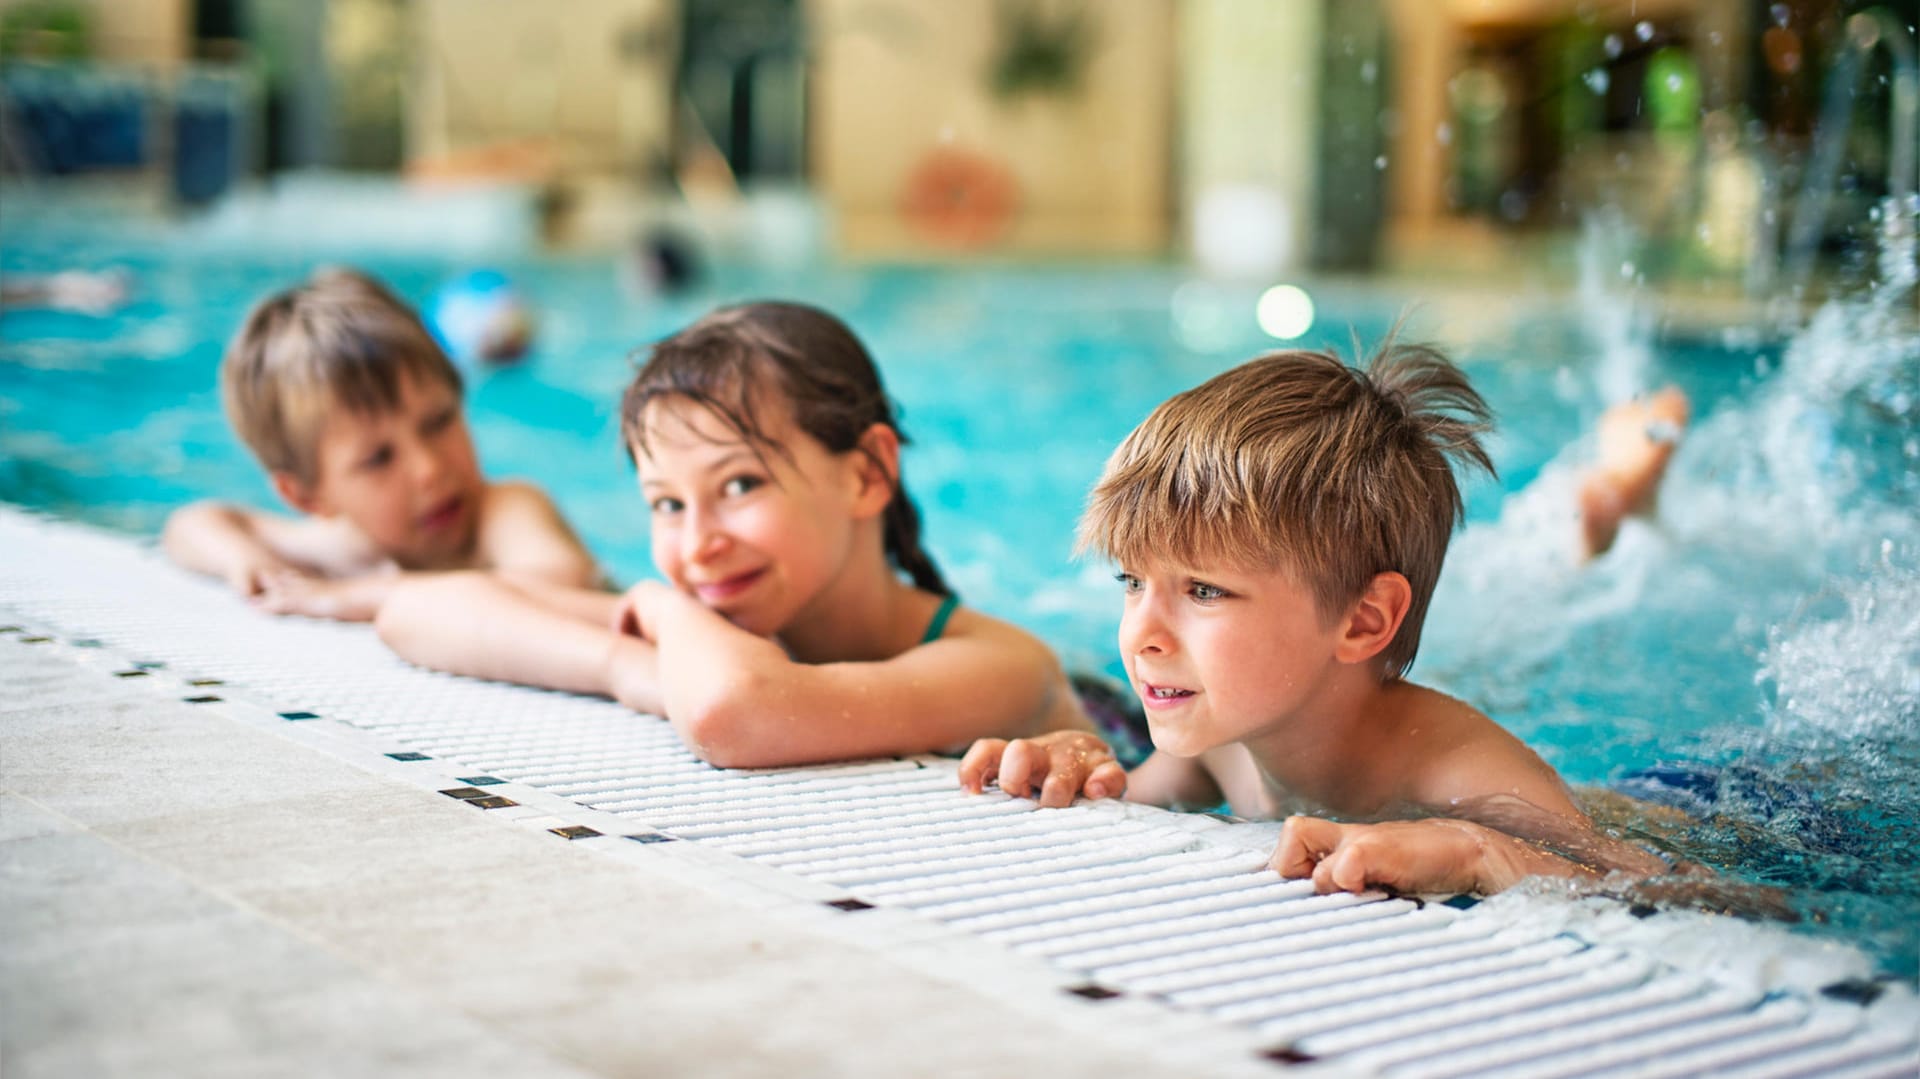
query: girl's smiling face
636 395 869 638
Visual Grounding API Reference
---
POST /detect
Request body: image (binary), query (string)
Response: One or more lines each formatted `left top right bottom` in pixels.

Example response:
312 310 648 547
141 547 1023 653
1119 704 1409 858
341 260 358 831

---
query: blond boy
163 269 596 621
962 342 1683 897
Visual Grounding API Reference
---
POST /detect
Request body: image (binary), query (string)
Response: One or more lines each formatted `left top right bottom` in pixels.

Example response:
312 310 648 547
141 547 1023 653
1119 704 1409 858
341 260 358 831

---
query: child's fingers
1082 760 1127 801
957 738 1007 794
1037 762 1083 808
997 738 1045 799
1271 815 1342 880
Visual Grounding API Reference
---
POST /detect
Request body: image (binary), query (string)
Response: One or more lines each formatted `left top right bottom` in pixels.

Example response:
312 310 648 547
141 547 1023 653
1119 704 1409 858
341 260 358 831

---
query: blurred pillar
1178 0 1323 277
1314 0 1389 271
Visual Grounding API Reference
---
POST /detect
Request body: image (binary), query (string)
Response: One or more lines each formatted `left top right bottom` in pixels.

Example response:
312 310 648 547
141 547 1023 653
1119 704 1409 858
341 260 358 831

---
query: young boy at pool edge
163 268 598 621
960 340 1696 897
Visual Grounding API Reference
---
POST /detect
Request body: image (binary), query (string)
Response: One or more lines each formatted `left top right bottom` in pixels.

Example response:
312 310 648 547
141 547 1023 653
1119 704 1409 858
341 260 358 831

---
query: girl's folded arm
644 594 1073 769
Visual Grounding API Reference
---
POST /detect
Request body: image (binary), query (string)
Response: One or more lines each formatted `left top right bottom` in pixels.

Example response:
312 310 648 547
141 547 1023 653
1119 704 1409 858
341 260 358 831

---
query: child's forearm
162 502 275 584
376 573 622 695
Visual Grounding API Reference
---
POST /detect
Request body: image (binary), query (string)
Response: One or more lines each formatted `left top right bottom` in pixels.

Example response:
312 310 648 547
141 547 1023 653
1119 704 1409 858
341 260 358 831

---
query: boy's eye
1114 571 1142 594
359 445 394 471
422 407 458 435
1189 580 1229 602
649 496 684 515
721 474 764 498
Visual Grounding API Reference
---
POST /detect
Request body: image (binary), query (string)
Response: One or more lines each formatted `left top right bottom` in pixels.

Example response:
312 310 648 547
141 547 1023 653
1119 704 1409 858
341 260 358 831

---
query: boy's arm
375 572 659 708
162 500 377 595
476 481 600 588
1126 749 1229 811
1272 816 1600 896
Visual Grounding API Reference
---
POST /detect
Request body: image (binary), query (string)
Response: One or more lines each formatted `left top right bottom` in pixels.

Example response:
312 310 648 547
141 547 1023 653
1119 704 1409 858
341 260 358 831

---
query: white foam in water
1760 562 1920 740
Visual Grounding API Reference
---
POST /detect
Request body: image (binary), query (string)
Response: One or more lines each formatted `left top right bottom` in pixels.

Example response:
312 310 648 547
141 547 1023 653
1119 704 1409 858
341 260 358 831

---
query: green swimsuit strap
920 593 961 645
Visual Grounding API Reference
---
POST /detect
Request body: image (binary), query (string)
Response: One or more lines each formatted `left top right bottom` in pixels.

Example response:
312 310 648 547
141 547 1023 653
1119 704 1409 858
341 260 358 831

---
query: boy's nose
1119 603 1172 657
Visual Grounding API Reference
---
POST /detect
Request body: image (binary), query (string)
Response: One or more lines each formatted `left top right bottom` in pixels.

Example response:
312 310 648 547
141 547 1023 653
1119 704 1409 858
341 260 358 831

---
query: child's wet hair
620 301 950 597
222 267 461 483
1079 332 1495 676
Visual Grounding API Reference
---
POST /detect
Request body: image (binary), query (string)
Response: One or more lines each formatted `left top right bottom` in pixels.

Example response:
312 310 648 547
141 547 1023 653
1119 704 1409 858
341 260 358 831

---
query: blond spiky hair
1078 335 1495 676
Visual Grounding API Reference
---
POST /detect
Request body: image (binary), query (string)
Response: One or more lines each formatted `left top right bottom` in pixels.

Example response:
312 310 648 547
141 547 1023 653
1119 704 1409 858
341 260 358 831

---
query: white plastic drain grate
3 507 1915 1077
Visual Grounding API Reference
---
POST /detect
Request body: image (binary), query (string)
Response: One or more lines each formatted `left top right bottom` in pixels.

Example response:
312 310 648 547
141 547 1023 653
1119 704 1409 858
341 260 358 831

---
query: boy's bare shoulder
1390 682 1579 818
472 479 598 583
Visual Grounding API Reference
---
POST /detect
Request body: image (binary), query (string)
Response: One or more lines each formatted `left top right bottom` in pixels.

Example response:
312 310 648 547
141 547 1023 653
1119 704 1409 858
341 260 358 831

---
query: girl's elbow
674 684 776 769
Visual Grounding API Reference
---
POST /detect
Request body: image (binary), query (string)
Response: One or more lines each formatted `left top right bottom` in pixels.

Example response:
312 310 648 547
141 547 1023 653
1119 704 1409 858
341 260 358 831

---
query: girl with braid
378 302 1095 766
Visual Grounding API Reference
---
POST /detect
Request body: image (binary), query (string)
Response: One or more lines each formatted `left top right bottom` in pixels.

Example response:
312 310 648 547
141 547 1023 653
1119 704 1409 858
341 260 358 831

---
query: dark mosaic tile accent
1628 903 1659 919
1821 978 1886 1006
183 694 223 704
114 670 150 678
467 795 516 810
0 626 22 634
1065 983 1122 1001
187 677 224 687
826 898 874 912
625 833 677 844
134 661 166 670
456 775 505 786
19 636 51 644
550 825 602 840
70 638 103 648
439 787 491 800
278 711 320 720
1262 1046 1317 1065
1442 894 1480 910
385 751 431 762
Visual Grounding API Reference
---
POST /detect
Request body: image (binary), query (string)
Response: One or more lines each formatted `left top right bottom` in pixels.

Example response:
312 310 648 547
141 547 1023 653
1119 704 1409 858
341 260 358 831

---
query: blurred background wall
1 0 1912 292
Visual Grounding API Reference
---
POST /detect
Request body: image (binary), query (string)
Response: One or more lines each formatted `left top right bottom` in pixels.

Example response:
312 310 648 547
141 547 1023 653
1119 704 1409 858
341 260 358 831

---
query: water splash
1574 209 1654 404
1758 556 1920 742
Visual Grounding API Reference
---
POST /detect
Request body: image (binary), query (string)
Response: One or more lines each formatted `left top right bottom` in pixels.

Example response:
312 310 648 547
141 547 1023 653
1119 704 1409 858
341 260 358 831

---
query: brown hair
1079 336 1494 676
221 267 461 483
619 301 949 596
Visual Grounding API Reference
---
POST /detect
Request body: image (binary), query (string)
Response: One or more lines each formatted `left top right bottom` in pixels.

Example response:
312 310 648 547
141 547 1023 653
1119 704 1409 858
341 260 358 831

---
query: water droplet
1771 3 1791 27
1620 260 1636 279
1604 33 1622 58
1666 73 1684 92
1585 68 1611 94
1360 60 1377 84
1635 20 1655 41
1436 122 1452 146
1373 155 1388 170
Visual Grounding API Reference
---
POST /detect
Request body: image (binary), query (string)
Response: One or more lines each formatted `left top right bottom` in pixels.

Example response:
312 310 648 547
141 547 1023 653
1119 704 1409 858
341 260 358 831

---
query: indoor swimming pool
2 213 1915 982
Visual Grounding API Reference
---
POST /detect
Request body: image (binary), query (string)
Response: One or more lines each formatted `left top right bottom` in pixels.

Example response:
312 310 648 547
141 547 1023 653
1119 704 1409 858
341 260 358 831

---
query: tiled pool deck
3 505 1915 1078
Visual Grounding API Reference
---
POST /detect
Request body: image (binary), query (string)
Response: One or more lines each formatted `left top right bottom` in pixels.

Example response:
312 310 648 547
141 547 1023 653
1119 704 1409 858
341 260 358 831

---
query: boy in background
962 342 1692 896
164 269 597 621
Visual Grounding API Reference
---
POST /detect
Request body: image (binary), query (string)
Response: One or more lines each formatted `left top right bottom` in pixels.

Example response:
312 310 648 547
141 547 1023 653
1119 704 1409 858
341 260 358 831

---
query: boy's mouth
419 494 466 533
1139 681 1196 709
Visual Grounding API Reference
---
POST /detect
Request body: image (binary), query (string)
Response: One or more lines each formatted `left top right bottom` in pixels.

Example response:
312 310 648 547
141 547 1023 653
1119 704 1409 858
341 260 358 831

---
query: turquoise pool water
3 215 1916 980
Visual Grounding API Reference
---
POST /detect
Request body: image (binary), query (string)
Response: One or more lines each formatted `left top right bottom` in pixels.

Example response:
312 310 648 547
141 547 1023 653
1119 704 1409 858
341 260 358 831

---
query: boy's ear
270 470 324 516
847 423 900 519
1334 571 1412 665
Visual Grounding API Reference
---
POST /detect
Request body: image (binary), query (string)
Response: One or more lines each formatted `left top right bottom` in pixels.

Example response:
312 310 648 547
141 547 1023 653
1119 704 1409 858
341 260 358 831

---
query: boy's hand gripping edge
959 731 1127 808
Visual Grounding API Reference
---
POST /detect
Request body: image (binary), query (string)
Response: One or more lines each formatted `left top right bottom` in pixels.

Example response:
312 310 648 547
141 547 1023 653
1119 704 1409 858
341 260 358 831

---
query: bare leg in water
1577 387 1692 558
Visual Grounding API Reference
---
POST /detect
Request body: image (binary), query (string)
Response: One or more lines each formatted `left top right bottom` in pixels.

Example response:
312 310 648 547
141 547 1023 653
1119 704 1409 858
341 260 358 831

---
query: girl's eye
649 496 684 515
1114 571 1142 594
1189 580 1229 602
721 475 764 498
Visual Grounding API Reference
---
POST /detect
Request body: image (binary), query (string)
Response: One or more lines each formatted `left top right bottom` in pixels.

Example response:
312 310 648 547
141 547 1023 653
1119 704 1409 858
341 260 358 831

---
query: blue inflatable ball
429 269 534 366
